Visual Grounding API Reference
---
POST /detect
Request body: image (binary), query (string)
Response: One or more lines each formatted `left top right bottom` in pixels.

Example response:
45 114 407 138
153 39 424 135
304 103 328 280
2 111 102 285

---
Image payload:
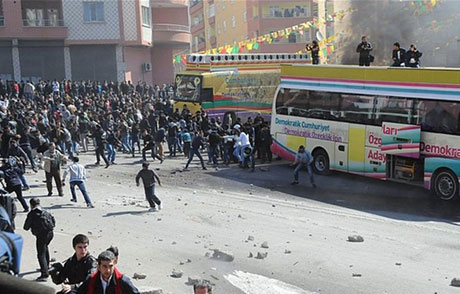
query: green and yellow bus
174 53 309 124
271 64 460 200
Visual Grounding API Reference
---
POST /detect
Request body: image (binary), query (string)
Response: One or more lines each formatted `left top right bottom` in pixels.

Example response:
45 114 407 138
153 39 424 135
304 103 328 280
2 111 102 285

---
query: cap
233 124 241 130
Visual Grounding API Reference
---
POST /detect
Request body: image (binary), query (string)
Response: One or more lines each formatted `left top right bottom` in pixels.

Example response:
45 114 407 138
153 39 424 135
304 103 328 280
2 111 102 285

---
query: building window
243 10 247 23
209 4 215 17
83 1 104 22
230 0 234 4
222 0 225 9
232 15 235 28
253 5 258 19
0 0 3 26
223 20 226 32
141 6 151 27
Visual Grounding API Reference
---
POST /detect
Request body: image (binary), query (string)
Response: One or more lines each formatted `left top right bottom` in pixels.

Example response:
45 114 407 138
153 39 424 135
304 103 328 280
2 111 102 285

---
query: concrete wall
124 46 152 83
63 0 120 41
70 45 117 81
152 7 189 26
0 41 13 81
18 40 65 82
122 0 138 41
151 46 175 84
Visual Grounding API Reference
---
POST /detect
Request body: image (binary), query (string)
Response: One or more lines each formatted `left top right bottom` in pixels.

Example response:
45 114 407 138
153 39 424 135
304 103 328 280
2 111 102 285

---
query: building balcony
190 0 203 15
150 0 189 8
208 15 215 24
191 21 204 34
0 18 68 39
152 23 191 46
23 18 65 27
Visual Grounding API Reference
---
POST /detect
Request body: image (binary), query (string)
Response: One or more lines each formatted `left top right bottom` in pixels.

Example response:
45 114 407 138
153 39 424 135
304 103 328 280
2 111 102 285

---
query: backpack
37 210 55 234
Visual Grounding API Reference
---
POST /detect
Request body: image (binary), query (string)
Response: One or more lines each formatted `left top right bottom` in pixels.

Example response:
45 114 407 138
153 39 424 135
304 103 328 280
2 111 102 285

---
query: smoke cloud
338 0 460 67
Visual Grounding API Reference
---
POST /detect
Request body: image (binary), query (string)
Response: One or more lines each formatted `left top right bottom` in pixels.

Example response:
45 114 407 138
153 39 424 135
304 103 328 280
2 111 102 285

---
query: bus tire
312 149 330 176
433 169 459 201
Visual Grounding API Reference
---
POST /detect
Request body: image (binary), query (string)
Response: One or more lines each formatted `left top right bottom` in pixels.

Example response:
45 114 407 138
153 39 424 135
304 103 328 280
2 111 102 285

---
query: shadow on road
206 162 460 225
18 269 40 278
102 210 153 217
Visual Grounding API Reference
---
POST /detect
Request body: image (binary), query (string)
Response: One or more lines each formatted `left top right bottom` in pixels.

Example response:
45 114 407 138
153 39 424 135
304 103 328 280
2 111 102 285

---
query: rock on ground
133 272 147 279
170 270 183 278
451 278 460 287
211 249 234 262
347 235 364 242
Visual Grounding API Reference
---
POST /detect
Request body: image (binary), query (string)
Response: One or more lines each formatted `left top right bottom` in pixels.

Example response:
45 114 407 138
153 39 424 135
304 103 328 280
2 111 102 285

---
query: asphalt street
13 150 460 293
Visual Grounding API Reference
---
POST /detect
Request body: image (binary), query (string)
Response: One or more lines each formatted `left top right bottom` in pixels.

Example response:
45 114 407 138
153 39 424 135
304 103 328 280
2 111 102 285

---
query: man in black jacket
391 42 406 67
1 158 28 212
23 198 55 281
51 234 97 294
93 124 109 168
136 162 162 211
73 251 139 294
406 44 423 68
356 36 373 66
184 131 207 170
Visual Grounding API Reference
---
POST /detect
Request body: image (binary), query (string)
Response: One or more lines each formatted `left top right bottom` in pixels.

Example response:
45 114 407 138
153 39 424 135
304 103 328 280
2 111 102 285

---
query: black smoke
339 0 460 67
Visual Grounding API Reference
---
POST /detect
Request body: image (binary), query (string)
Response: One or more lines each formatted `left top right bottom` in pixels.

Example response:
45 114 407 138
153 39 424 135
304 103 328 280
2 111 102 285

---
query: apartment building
0 0 191 84
190 0 333 54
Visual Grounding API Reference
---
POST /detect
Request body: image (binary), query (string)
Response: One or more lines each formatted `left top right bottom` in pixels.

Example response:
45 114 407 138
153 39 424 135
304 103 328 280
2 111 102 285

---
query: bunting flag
173 8 353 63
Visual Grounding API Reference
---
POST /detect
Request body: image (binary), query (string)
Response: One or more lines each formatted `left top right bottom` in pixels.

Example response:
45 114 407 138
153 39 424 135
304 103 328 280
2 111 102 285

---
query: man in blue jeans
63 156 94 208
291 145 316 188
136 162 162 211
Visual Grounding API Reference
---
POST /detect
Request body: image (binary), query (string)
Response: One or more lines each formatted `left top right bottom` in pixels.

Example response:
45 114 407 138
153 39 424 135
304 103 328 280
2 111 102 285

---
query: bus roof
280 64 460 101
184 53 310 72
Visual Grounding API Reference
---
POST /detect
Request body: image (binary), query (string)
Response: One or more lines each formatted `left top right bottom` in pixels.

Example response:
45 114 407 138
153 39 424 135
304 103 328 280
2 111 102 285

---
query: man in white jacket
63 156 94 208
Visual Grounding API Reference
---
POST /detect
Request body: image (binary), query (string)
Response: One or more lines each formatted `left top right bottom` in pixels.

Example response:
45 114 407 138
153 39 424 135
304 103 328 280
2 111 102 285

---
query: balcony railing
23 19 65 27
152 23 190 33
0 16 4 26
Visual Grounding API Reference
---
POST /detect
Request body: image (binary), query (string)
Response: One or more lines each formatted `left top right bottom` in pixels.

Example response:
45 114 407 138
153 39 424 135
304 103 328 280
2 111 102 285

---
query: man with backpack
23 198 55 281
72 250 139 294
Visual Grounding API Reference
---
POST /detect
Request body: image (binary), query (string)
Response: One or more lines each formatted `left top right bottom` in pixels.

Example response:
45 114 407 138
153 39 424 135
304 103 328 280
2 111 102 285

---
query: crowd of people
0 77 274 293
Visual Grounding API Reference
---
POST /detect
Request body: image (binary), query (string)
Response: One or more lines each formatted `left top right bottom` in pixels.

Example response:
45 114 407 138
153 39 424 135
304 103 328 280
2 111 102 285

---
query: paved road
13 151 460 293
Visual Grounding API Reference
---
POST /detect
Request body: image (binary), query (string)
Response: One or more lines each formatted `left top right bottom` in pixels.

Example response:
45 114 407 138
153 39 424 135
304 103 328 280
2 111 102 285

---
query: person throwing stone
136 162 162 211
291 145 316 188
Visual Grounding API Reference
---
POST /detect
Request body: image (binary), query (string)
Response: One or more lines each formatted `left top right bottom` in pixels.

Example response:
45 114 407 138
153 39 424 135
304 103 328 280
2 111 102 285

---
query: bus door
380 122 423 182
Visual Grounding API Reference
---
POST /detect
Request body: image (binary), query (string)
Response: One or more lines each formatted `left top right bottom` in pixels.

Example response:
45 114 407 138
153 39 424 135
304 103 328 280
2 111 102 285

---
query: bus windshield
175 75 202 102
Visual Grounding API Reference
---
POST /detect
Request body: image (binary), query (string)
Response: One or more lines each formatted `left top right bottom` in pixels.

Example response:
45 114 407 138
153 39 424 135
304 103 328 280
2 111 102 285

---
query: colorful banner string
173 8 353 64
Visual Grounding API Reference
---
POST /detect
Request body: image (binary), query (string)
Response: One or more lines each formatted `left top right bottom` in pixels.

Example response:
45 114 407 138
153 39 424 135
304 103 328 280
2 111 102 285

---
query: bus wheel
312 149 330 175
433 170 459 201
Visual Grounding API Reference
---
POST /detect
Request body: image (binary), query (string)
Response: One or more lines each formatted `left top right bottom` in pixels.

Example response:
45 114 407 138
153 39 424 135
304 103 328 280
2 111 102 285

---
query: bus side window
374 96 410 125
339 94 374 124
275 88 289 115
420 100 459 134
